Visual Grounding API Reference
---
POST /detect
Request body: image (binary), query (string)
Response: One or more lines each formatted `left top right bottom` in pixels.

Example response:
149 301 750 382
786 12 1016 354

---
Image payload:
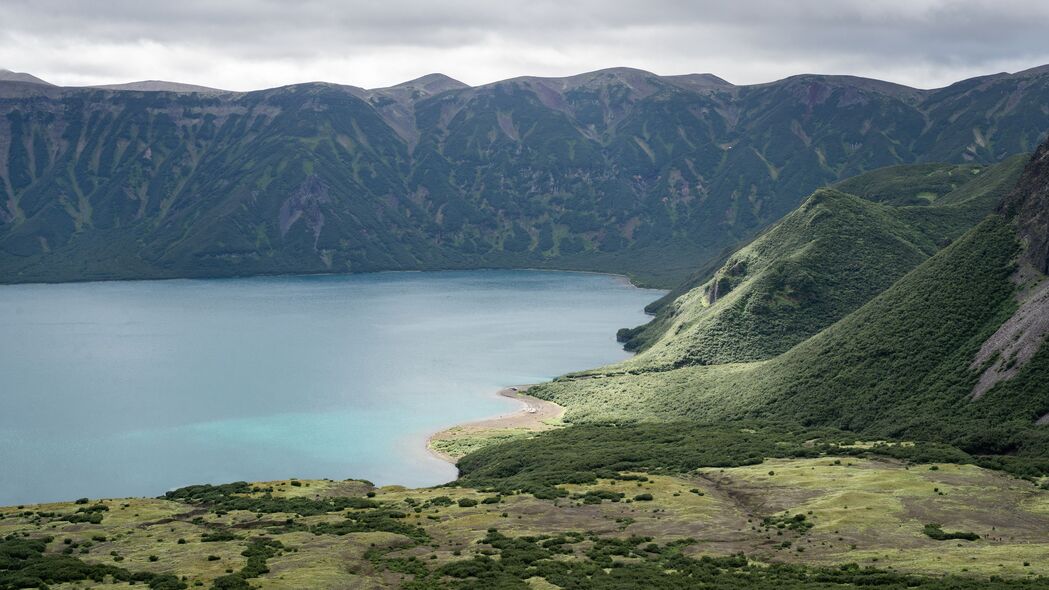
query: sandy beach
426 385 565 464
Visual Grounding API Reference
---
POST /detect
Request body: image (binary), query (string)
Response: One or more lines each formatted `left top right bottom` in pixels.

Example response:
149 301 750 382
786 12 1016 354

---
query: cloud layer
3 0 1049 91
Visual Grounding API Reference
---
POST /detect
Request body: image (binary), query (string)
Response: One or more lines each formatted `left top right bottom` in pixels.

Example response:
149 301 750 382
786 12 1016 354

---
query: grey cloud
2 0 1048 90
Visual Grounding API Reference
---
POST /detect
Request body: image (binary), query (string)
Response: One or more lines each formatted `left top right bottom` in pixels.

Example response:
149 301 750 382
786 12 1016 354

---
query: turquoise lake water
0 270 659 505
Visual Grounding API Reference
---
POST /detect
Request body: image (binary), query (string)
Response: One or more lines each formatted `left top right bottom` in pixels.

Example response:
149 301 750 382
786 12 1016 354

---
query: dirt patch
697 471 823 518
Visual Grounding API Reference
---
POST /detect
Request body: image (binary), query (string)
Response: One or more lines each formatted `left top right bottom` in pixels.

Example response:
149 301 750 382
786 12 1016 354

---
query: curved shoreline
426 385 565 465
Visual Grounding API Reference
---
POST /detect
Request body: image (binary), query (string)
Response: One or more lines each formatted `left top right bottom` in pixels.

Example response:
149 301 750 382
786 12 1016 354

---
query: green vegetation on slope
832 162 984 206
618 190 952 365
614 157 1025 366
455 422 1049 499
395 529 1049 589
0 535 186 590
537 214 1049 456
1 68 1047 286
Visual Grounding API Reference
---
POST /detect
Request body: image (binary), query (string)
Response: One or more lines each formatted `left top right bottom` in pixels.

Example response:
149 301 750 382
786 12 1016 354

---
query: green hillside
532 147 1049 459
614 157 1025 367
1 66 1048 286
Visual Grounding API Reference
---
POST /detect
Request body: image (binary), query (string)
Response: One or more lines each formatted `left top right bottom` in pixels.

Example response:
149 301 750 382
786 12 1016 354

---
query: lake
0 270 659 505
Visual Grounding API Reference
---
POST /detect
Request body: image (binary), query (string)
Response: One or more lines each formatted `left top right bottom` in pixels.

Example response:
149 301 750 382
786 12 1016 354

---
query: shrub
923 523 980 541
201 531 240 543
428 496 454 507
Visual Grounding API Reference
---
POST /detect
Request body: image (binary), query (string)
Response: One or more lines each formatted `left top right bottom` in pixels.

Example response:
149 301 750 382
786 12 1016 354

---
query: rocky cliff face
999 138 1049 273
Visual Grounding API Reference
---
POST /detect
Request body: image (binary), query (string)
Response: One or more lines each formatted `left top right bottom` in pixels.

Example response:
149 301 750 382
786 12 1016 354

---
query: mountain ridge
9 63 1049 94
1 64 1048 286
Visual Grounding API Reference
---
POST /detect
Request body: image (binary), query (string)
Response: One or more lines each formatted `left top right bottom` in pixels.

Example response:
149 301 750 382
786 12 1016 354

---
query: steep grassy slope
1 66 1048 285
614 157 1026 365
540 217 1047 451
617 190 946 366
534 146 1049 457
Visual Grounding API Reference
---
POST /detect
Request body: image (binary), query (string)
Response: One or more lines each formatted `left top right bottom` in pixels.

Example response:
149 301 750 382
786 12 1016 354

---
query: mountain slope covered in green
614 156 1025 365
534 140 1049 458
1 66 1048 285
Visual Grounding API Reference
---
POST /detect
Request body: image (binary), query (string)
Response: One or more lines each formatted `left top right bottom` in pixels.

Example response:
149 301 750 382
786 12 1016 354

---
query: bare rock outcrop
970 266 1049 399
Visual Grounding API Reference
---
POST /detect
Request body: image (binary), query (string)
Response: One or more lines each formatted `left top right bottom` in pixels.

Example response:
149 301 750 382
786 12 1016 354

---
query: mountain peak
382 73 469 94
0 69 52 86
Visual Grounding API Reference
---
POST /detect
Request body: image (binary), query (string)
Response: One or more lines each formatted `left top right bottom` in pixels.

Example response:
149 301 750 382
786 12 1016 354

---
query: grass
703 458 1049 576
5 456 1049 587
429 428 536 462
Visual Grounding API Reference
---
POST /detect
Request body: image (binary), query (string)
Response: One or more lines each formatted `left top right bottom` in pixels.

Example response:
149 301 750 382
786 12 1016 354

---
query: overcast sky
2 0 1049 91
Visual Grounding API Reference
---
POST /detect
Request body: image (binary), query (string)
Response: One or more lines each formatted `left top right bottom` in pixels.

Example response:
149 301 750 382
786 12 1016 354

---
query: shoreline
1 266 668 291
426 385 566 465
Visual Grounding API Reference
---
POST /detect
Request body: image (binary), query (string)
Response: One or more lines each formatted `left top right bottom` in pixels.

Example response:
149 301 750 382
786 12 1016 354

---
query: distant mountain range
0 69 226 93
1 65 1048 285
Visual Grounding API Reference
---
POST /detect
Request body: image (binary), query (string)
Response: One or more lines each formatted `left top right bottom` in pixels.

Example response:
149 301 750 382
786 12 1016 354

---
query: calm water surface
0 270 659 504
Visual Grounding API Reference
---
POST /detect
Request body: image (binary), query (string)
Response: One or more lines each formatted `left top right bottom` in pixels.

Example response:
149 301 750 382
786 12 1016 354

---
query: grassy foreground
4 431 1049 588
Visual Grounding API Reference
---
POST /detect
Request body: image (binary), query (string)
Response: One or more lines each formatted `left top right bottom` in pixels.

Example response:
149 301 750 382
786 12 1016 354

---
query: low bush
923 523 980 541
